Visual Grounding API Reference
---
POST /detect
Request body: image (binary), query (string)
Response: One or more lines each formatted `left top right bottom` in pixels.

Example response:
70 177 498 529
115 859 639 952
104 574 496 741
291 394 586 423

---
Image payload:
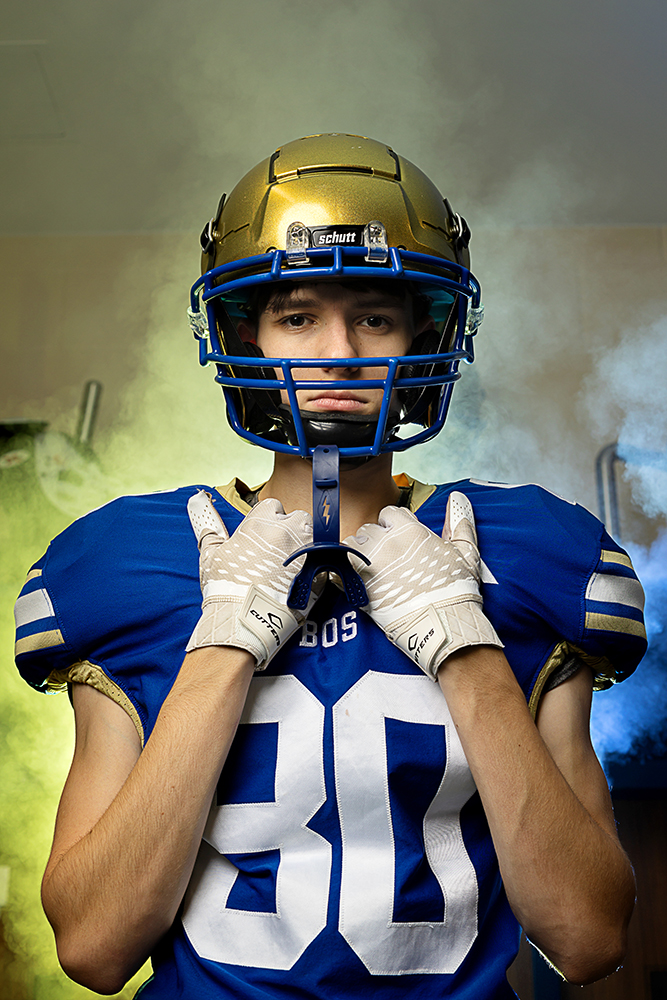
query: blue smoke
590 531 667 766
585 317 667 771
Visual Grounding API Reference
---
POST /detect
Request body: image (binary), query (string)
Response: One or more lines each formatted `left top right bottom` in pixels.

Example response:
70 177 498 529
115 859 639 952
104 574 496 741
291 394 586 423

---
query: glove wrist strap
390 602 503 681
186 585 300 670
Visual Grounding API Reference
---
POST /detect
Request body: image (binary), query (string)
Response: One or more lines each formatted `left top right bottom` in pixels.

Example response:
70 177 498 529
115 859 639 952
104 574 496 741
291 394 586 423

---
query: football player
15 134 647 999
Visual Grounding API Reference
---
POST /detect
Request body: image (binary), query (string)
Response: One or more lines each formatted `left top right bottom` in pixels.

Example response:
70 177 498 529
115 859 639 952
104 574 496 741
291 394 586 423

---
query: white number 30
181 672 478 975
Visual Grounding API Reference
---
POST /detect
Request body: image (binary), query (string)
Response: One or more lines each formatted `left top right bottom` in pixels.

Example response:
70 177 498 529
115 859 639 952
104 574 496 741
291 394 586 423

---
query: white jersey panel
181 675 330 970
334 671 478 975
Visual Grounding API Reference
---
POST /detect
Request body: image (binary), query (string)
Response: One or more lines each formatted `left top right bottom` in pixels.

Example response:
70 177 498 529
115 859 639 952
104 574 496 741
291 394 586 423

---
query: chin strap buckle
284 445 370 609
363 220 389 263
285 221 311 266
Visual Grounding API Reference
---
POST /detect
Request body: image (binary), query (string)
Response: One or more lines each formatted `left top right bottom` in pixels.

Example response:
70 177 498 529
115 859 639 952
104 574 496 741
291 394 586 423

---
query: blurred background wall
1 2 666 997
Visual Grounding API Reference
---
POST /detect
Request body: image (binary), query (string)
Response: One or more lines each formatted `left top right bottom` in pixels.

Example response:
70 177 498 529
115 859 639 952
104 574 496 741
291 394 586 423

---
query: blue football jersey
14 476 647 1000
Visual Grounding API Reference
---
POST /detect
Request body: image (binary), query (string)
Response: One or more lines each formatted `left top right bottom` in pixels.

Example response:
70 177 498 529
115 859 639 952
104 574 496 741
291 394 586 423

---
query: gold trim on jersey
25 567 43 583
46 661 145 745
215 480 254 514
529 642 573 717
529 640 616 715
392 473 437 512
215 475 437 516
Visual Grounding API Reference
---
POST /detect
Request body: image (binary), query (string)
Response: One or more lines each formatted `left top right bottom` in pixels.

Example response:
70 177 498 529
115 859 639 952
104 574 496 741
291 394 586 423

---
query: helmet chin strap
283 411 396 603
277 404 401 451
280 413 390 609
283 445 371 609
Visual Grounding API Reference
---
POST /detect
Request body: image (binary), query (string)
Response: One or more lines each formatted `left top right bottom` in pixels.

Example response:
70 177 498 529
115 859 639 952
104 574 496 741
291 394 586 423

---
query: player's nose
319 318 360 372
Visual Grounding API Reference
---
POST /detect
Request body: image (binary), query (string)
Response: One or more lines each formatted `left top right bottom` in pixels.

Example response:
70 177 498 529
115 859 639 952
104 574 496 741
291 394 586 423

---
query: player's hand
342 491 503 680
186 492 323 670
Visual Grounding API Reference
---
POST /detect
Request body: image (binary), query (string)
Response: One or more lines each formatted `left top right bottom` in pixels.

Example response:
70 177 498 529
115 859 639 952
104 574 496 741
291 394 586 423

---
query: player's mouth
303 391 371 412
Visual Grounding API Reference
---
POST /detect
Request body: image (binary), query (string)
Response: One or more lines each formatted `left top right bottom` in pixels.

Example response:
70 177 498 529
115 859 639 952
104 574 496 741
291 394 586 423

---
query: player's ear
416 314 436 336
407 314 436 353
236 319 257 345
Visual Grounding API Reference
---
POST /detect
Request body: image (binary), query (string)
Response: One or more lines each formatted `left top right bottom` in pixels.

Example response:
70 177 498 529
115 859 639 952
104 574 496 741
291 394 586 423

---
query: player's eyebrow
266 293 406 313
267 295 321 312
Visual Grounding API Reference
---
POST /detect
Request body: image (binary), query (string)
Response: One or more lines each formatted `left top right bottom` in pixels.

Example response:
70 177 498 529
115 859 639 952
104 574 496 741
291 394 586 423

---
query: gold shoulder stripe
25 568 42 582
585 611 647 638
47 661 145 746
15 628 64 657
600 549 633 569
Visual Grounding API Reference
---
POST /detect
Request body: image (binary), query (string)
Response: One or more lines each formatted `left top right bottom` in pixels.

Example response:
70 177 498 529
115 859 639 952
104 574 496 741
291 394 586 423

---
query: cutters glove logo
250 608 282 646
407 628 436 663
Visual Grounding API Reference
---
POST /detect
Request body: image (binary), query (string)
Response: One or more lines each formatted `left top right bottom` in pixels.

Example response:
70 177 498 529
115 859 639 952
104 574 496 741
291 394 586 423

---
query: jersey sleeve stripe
599 549 633 569
25 567 43 583
14 588 56 628
585 573 645 611
584 612 647 638
15 628 65 656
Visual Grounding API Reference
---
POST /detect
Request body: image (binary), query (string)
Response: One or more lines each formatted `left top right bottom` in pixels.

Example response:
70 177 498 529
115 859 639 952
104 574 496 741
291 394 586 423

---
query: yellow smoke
0 236 271 998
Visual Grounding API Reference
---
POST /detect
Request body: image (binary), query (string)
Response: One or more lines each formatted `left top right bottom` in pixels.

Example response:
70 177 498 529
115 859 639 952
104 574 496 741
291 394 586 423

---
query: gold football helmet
188 133 483 457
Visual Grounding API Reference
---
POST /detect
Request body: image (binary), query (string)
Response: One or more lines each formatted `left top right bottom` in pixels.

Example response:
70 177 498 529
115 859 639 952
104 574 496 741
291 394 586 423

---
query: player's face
249 282 432 418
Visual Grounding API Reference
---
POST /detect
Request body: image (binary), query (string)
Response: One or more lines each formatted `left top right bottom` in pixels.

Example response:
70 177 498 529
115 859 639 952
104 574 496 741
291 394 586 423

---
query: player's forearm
42 646 255 994
437 646 634 985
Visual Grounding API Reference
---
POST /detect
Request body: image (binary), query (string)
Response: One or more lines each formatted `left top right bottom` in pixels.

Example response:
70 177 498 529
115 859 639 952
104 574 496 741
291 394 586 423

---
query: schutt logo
309 225 364 248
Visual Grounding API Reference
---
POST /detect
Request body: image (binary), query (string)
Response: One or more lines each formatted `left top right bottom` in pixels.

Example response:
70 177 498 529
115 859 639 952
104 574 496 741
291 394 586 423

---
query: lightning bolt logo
322 496 331 525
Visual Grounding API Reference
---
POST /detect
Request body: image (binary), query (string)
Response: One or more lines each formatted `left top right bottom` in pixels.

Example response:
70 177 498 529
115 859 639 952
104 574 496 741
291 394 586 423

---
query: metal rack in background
596 441 667 544
75 379 103 449
0 380 105 517
596 442 622 541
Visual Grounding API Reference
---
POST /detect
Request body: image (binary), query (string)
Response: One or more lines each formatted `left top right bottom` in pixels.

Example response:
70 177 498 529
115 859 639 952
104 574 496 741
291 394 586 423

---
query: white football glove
343 492 503 680
186 492 322 670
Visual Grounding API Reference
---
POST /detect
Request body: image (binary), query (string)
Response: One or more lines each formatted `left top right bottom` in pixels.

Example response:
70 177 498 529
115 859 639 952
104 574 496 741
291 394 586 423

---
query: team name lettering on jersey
299 611 358 648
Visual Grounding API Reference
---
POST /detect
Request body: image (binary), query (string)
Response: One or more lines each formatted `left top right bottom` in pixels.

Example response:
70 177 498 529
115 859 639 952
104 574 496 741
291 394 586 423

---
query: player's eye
362 314 391 330
280 313 309 329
